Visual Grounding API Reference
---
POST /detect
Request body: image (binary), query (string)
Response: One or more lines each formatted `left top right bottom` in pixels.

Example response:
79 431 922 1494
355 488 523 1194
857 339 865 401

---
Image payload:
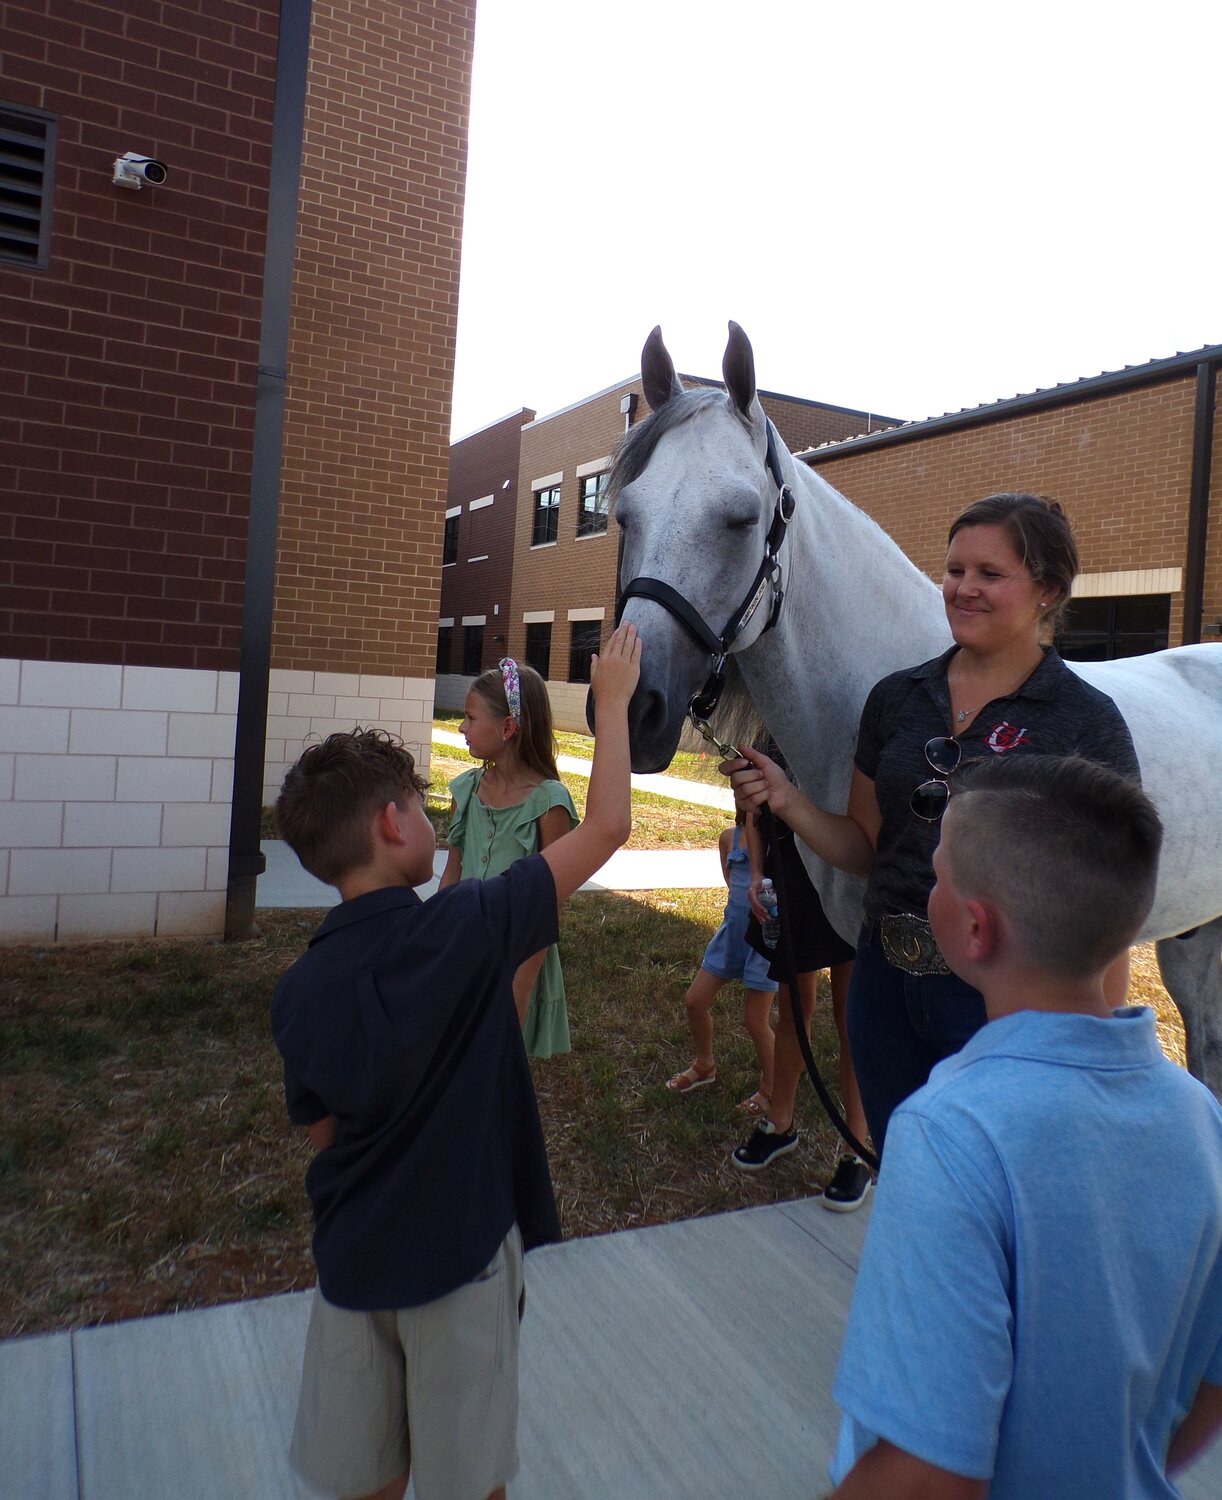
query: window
532 485 560 546
577 472 609 537
0 105 56 270
466 496 492 561
1058 596 1170 662
568 620 601 683
462 623 484 674
442 512 459 566
435 626 453 674
524 622 552 679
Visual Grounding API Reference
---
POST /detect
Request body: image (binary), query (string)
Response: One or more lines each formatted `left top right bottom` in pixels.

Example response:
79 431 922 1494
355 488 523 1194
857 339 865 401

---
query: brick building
435 407 534 709
1 0 475 941
439 374 898 727
801 347 1222 657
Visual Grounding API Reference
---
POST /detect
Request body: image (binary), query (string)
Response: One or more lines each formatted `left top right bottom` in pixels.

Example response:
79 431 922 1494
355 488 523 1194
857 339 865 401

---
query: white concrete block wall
262 668 434 808
0 660 239 943
0 659 437 944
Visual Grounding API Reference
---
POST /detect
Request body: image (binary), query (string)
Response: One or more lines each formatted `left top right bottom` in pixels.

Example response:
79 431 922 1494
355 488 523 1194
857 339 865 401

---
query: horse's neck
745 467 949 805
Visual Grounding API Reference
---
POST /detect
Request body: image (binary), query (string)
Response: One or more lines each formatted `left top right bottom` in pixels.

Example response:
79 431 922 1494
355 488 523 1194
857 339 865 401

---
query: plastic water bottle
760 877 780 950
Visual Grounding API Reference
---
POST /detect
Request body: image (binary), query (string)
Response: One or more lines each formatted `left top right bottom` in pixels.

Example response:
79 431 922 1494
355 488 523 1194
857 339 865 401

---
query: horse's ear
723 321 759 421
642 326 683 412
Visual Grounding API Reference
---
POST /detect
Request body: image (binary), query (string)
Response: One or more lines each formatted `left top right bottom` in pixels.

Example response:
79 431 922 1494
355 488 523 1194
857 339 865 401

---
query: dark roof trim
800 343 1222 464
683 373 902 426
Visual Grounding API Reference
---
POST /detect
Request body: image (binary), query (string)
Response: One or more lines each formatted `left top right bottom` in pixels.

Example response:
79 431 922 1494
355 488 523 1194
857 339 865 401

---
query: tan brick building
447 375 899 728
1 0 475 941
802 348 1221 657
263 0 475 802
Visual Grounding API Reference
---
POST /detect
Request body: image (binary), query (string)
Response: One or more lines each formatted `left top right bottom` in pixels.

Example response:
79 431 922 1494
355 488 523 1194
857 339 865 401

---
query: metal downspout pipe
224 0 313 940
1182 356 1218 646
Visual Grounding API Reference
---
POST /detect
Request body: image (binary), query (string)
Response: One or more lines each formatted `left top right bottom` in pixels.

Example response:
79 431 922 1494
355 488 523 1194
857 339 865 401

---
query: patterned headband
499 658 521 723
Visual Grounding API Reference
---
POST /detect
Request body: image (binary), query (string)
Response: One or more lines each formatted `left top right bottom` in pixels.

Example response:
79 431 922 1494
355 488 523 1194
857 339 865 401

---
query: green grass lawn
433 713 727 781
262 726 730 846
428 752 728 850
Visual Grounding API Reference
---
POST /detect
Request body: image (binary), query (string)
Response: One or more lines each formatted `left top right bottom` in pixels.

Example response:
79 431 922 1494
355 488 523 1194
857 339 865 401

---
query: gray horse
610 322 1222 1096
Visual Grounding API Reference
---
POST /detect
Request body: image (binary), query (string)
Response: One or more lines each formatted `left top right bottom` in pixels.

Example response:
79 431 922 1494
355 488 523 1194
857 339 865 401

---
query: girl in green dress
439 658 577 1057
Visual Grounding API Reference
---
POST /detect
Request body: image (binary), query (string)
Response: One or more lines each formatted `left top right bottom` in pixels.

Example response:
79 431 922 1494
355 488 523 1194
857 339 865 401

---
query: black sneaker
731 1120 799 1172
820 1154 873 1212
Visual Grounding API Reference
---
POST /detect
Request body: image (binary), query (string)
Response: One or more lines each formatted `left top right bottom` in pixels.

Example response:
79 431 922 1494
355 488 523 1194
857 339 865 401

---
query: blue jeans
846 923 987 1157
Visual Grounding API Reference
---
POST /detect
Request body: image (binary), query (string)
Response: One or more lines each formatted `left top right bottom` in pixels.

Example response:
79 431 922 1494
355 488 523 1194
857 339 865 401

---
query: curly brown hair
275 726 428 884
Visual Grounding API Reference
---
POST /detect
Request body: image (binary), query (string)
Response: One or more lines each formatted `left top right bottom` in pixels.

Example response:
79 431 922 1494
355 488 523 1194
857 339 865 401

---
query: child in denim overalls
666 811 776 1116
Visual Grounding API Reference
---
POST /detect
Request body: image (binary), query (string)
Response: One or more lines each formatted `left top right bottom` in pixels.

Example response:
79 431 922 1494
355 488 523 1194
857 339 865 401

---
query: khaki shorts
290 1225 524 1500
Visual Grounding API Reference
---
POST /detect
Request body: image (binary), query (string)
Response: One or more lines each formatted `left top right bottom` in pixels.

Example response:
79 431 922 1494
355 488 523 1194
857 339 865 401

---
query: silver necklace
952 661 1031 724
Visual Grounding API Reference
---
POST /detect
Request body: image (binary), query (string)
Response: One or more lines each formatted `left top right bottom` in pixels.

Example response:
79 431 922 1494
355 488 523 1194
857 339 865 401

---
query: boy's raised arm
542 623 640 907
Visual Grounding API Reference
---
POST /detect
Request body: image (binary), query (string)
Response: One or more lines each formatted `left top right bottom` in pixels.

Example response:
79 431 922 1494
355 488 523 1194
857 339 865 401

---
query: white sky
449 0 1219 441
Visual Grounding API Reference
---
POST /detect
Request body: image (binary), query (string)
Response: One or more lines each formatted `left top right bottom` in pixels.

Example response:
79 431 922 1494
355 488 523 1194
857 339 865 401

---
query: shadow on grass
535 887 851 1239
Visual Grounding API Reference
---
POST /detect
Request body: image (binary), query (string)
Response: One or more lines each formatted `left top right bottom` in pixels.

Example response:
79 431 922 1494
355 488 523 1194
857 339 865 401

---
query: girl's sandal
666 1063 717 1093
738 1090 772 1117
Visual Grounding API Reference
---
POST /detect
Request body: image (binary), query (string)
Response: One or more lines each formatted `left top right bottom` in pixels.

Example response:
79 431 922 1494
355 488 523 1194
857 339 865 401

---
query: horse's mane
708 656 764 753
608 388 725 504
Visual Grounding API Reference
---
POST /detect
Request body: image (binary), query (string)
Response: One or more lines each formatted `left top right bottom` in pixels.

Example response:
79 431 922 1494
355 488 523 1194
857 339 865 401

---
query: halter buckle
688 710 739 764
688 657 727 723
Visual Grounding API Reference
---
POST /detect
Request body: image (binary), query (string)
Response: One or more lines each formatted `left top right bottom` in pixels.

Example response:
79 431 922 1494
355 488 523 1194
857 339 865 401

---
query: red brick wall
439 410 533 670
271 0 476 679
0 0 279 670
806 378 1217 646
1205 383 1222 642
757 390 898 451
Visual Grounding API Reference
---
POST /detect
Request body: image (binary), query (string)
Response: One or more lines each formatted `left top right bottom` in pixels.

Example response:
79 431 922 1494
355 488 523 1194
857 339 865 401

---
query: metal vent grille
0 105 55 270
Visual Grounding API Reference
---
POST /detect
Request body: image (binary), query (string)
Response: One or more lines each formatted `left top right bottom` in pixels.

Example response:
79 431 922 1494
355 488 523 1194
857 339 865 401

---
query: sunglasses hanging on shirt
910 736 963 821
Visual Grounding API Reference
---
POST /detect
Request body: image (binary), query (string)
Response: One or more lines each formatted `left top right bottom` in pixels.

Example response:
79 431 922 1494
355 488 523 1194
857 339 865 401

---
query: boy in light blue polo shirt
827 755 1222 1498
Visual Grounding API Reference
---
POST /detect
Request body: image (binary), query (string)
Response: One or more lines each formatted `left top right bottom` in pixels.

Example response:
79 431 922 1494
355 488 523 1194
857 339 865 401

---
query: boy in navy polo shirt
271 624 641 1500
826 756 1222 1498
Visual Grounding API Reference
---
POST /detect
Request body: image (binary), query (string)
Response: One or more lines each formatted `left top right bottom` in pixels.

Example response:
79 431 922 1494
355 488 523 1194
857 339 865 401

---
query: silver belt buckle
878 913 951 976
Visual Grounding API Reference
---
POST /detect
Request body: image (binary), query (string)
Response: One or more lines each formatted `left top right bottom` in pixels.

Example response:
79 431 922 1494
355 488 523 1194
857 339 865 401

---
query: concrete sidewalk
6 1194 1219 1499
3 1199 868 1500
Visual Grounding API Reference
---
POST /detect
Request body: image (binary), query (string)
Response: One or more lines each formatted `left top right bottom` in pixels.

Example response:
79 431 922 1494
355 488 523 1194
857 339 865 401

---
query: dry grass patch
0 894 1185 1338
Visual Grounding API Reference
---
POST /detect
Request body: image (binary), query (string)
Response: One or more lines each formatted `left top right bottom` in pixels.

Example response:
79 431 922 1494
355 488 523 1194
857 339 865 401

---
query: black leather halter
615 419 796 722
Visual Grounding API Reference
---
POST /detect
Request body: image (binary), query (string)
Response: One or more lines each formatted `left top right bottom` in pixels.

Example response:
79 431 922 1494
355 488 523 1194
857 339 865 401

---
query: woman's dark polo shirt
271 854 561 1311
854 646 1140 924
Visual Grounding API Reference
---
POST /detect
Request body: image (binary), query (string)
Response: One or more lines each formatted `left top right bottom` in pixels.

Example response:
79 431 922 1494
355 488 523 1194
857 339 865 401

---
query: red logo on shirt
986 722 1030 753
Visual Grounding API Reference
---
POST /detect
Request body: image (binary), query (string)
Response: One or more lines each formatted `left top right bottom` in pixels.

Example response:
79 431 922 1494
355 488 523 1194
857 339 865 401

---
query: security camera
113 152 168 190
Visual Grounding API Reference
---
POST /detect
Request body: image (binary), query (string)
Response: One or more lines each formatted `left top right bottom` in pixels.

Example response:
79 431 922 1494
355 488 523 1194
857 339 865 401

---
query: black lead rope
757 802 880 1174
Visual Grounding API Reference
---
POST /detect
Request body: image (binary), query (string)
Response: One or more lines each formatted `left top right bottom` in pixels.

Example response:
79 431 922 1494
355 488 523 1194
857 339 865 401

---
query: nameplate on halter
738 577 768 631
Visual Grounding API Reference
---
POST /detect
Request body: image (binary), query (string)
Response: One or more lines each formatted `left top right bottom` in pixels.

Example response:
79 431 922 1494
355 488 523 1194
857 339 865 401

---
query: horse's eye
726 518 755 533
